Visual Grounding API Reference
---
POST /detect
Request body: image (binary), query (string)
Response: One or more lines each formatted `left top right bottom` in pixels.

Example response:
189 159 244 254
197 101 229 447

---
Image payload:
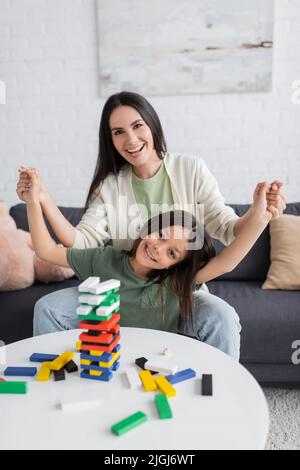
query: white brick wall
0 0 299 208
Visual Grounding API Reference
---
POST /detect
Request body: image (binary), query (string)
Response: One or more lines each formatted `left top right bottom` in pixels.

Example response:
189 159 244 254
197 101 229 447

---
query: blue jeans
33 287 241 361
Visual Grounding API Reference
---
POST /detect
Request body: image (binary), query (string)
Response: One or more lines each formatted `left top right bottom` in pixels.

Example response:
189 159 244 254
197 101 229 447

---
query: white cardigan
73 152 240 251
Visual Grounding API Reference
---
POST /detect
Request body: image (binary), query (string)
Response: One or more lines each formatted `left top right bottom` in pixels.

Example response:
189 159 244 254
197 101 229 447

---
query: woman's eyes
158 231 176 259
114 123 143 136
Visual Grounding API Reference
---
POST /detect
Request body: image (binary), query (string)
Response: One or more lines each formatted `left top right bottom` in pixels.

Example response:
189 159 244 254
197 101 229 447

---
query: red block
78 314 120 332
80 332 113 345
80 335 121 353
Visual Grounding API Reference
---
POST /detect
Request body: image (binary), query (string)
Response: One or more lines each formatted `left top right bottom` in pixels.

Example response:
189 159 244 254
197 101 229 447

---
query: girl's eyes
169 250 176 259
113 123 143 136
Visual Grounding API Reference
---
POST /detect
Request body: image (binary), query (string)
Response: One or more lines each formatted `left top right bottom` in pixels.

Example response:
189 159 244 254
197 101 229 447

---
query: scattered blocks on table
165 368 196 385
48 352 74 371
139 370 157 392
125 367 141 389
0 381 28 394
154 375 176 398
37 364 52 382
135 357 158 374
145 360 178 376
64 360 78 374
111 411 148 436
202 374 213 396
54 368 66 382
30 353 59 363
60 397 102 412
78 277 100 293
4 367 37 377
155 393 173 419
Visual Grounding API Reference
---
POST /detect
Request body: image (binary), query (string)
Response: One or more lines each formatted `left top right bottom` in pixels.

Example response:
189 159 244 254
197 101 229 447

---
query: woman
17 91 286 361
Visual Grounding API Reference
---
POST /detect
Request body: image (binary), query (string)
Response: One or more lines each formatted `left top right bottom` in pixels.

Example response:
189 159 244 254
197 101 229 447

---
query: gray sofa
0 203 299 384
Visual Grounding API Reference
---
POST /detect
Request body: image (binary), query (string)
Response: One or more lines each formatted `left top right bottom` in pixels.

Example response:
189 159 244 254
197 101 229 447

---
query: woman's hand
252 182 279 220
22 169 41 204
17 166 49 204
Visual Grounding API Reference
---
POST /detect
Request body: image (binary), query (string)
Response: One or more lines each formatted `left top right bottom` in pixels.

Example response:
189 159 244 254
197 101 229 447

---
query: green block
78 312 113 322
111 411 148 436
0 381 28 395
155 393 173 419
101 294 120 307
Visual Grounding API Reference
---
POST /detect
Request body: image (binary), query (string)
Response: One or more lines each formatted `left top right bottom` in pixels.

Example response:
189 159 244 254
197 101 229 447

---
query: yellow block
80 359 92 366
49 351 74 371
37 364 51 382
90 370 102 377
139 370 157 392
154 376 176 398
99 351 121 368
76 341 82 351
90 350 104 357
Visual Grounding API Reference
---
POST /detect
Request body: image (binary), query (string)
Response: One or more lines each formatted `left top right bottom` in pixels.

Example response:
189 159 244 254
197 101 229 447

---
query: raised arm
195 182 277 285
25 170 70 268
17 167 76 247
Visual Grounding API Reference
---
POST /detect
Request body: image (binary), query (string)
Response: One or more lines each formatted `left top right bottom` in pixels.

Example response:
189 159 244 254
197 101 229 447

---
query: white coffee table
0 328 269 450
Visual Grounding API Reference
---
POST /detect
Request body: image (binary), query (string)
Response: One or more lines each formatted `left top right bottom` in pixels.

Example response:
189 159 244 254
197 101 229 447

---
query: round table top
0 328 269 450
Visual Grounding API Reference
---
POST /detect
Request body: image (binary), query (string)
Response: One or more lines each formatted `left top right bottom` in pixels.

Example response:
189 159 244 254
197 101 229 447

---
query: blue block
80 370 113 382
165 368 196 384
30 353 59 363
4 367 37 377
80 352 113 363
81 363 115 373
111 360 120 372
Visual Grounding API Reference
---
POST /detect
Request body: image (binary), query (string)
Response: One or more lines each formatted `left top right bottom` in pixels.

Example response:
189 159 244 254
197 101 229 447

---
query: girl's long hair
85 91 167 210
128 211 216 325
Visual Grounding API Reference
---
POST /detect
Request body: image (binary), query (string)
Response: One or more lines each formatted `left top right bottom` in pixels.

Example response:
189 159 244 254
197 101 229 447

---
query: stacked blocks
76 277 121 382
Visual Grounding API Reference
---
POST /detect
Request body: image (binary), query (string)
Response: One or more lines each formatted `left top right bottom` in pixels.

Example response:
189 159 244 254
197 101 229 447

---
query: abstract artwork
97 0 274 96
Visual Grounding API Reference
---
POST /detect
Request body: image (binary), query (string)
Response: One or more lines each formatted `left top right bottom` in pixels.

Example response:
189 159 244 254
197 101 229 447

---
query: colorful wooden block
37 364 51 382
54 368 66 382
202 374 213 396
30 353 59 363
96 302 120 317
165 368 196 385
100 293 120 307
78 314 120 332
79 332 114 345
78 294 106 306
64 360 78 374
155 393 173 419
76 305 95 316
80 333 120 353
154 376 176 398
4 367 37 377
78 312 113 322
139 370 157 392
145 360 178 375
78 277 100 293
135 357 158 375
80 370 113 382
48 352 74 371
88 279 120 295
125 367 141 389
0 381 28 394
111 411 147 436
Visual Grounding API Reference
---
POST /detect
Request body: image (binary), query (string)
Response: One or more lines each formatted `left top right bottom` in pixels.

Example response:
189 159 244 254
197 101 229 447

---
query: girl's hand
252 182 279 220
17 167 49 204
22 169 41 204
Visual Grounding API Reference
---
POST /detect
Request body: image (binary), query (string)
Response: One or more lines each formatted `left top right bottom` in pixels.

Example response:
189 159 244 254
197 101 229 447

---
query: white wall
0 0 299 208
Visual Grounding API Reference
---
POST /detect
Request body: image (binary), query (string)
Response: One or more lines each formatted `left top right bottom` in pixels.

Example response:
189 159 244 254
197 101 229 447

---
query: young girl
26 169 276 338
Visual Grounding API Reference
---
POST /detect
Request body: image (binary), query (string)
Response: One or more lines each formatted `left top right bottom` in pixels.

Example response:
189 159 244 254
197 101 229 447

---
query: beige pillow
262 214 300 290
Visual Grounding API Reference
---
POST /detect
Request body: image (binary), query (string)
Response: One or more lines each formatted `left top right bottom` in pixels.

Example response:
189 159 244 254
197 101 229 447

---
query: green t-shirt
132 161 174 221
67 246 180 333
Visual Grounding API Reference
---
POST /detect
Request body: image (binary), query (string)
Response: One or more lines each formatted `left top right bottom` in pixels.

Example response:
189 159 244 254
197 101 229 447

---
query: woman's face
109 105 158 167
135 226 190 272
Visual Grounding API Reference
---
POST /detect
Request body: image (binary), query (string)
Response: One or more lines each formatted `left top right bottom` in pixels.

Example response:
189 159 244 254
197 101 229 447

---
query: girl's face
109 105 159 167
135 226 190 272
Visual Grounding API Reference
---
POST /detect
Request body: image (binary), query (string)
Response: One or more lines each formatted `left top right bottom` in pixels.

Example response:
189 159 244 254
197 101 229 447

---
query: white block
60 397 101 412
88 279 120 295
145 361 178 375
125 367 141 389
78 277 100 293
76 305 94 316
96 301 120 316
79 294 106 306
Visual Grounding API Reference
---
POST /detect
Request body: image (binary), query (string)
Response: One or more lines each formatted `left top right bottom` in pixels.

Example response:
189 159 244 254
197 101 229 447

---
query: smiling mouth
144 245 156 263
127 144 145 155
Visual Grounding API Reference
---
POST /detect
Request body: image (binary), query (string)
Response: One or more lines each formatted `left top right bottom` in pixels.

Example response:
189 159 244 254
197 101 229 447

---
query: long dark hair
128 211 216 325
85 91 167 209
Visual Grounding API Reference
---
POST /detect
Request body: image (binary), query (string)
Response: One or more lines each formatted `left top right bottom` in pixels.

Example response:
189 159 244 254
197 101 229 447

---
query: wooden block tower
76 277 121 382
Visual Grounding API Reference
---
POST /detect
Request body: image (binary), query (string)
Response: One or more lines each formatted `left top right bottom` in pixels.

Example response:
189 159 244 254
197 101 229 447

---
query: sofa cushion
208 280 300 364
